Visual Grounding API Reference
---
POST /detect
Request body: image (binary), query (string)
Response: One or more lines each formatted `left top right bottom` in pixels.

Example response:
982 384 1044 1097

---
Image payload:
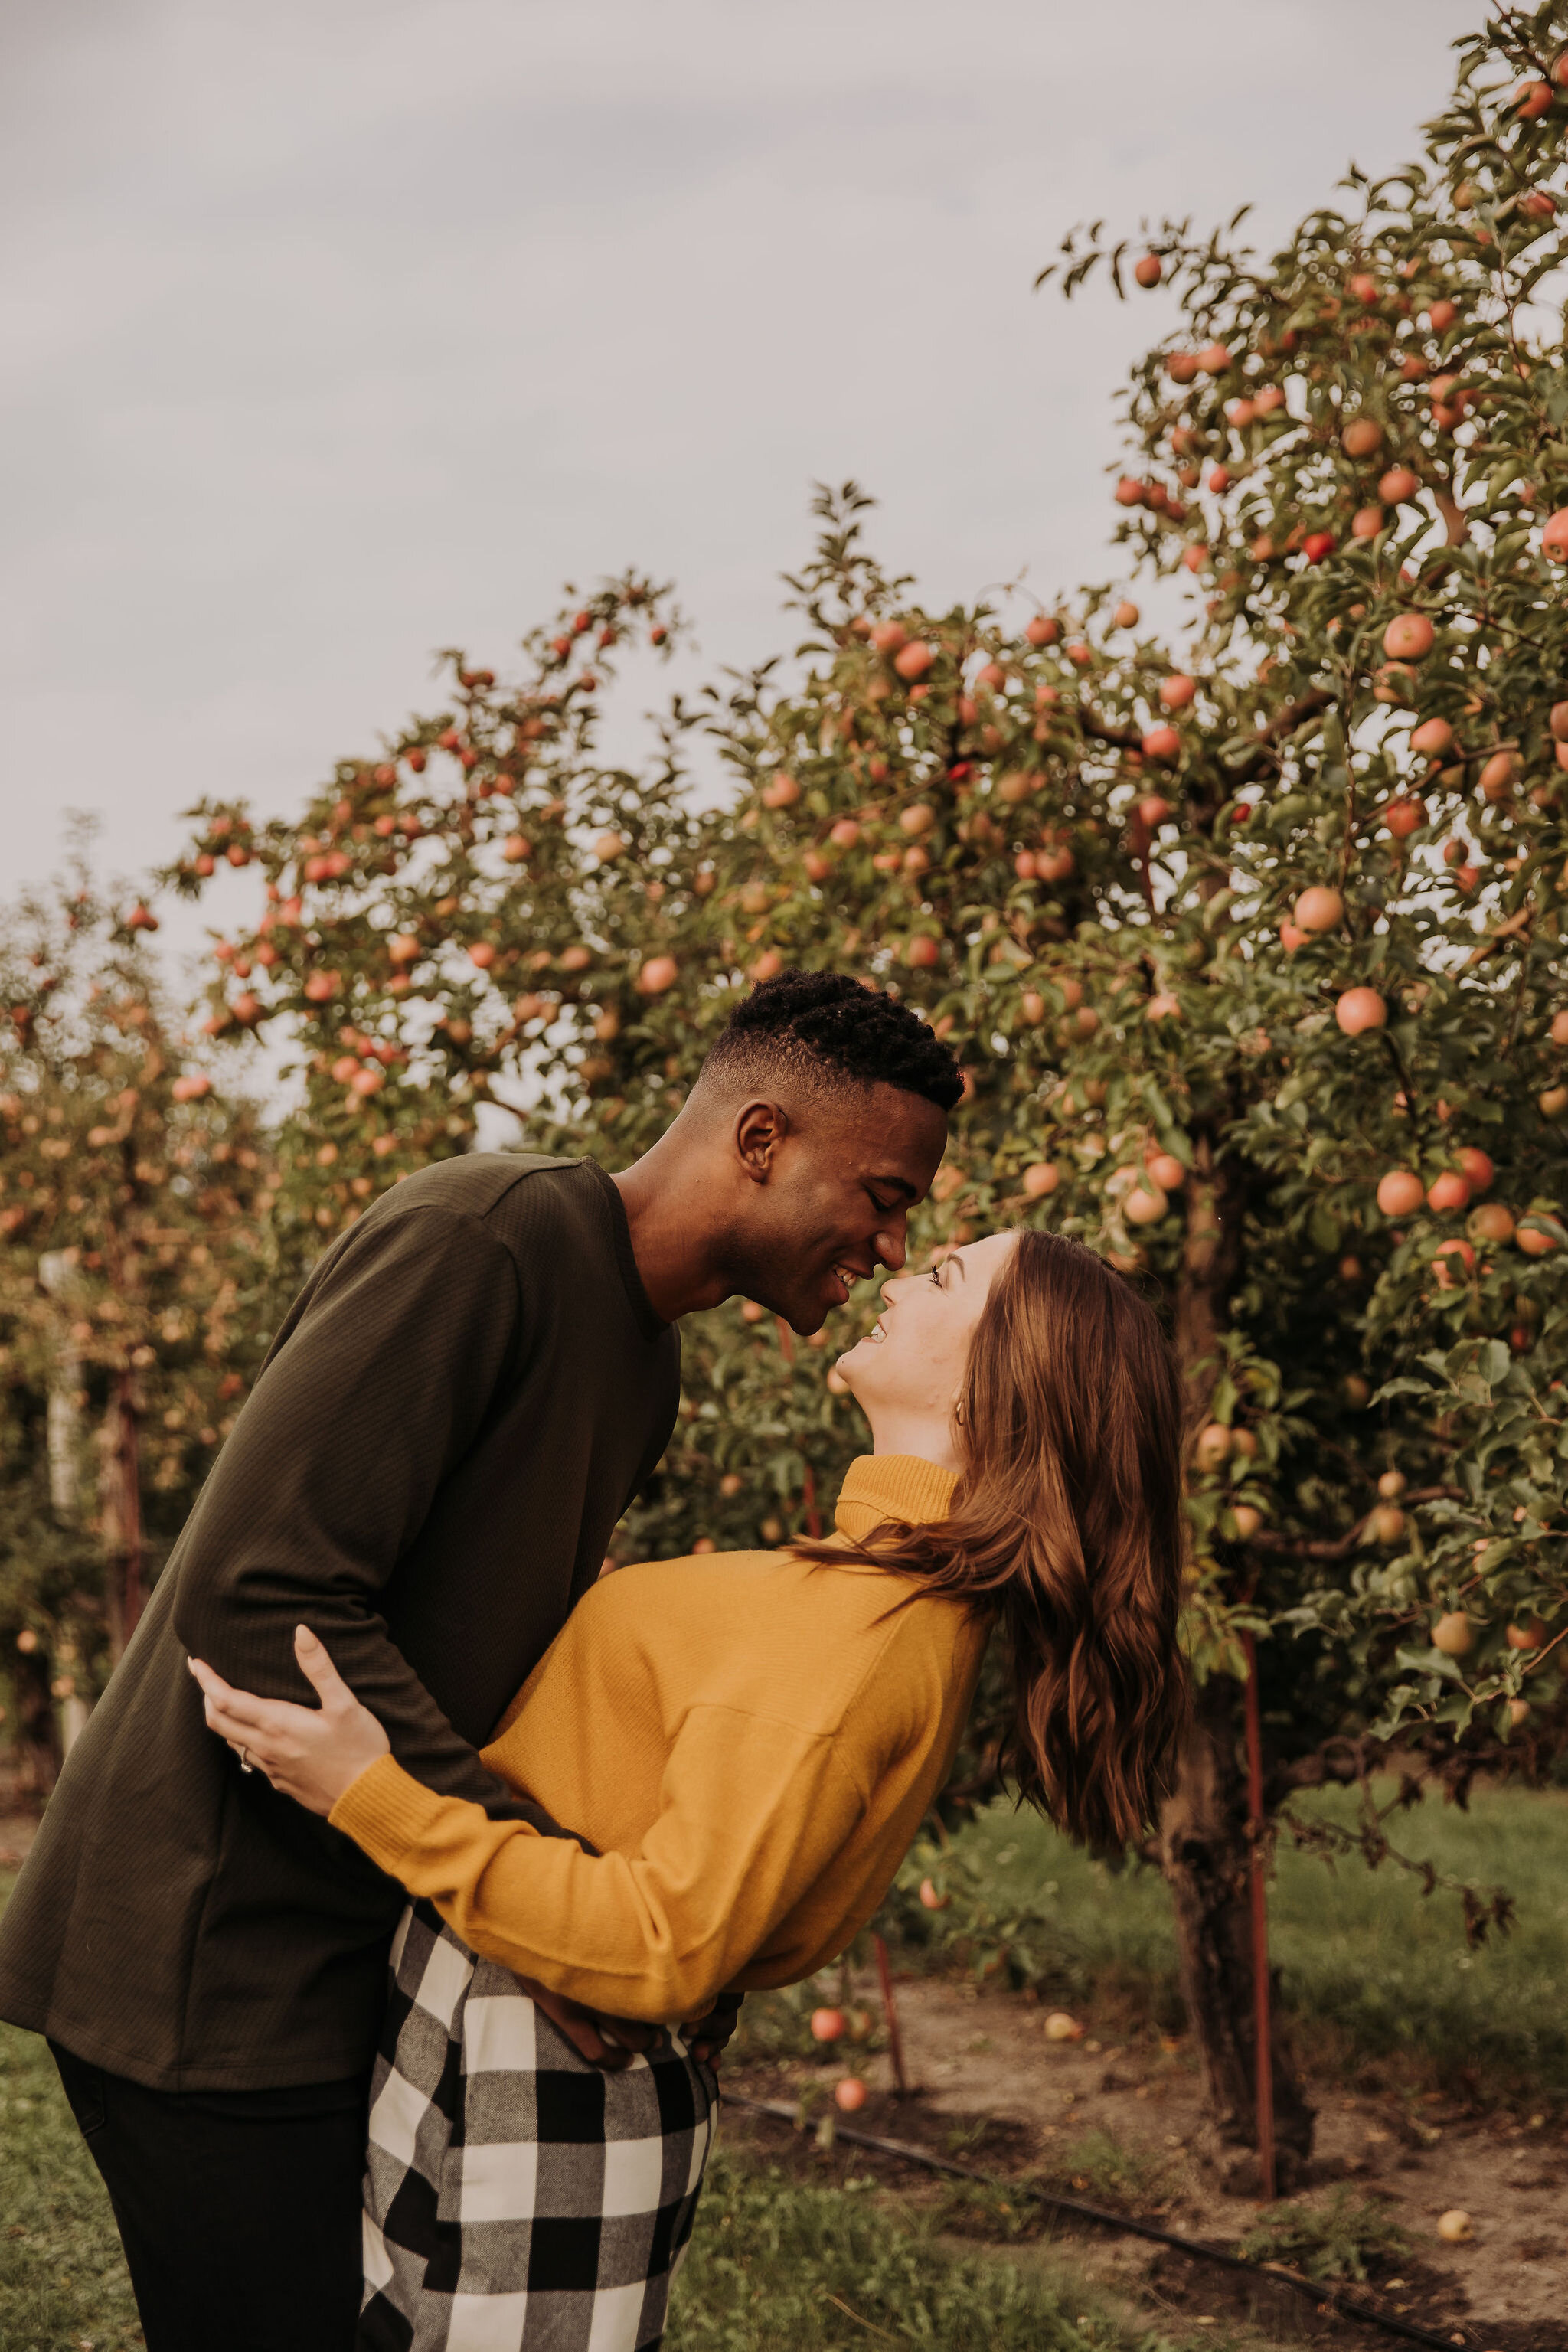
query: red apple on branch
1293 886 1344 933
1377 1170 1425 1217
1336 988 1387 1035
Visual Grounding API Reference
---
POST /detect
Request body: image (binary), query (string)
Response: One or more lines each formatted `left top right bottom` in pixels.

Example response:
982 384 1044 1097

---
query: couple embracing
0 969 1187 2351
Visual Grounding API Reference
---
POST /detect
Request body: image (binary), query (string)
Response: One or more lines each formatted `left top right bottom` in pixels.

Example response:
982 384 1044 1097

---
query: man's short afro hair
701 968 963 1112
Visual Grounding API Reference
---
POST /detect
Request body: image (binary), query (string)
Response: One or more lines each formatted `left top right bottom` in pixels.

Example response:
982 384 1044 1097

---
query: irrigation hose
722 2092 1478 2352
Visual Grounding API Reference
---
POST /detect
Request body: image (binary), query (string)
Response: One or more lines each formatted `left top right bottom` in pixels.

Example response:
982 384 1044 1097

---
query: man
0 968 959 2351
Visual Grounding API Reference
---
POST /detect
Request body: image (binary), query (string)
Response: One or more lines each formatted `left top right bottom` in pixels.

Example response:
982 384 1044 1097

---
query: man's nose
874 1217 908 1272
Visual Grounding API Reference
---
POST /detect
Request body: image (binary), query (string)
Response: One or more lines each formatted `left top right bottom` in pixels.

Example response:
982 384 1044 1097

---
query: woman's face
836 1230 1018 1430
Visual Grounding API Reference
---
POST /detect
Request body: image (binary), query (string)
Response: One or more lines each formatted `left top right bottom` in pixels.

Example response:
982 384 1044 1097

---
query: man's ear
733 1099 789 1184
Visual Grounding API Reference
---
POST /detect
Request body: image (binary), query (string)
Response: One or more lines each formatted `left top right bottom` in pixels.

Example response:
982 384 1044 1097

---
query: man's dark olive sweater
0 1154 680 2092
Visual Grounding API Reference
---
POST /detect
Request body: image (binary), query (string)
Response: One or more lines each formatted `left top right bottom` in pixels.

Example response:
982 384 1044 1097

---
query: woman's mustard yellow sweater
329 1453 985 2022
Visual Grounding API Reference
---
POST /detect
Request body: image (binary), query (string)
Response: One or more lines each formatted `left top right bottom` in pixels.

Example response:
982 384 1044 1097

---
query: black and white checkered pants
357 1899 717 2351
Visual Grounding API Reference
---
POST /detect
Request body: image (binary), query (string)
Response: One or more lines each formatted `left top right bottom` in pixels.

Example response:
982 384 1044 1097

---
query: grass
0 2004 1204 2352
666 2147 1187 2351
884 1779 1568 2099
0 1867 1202 2352
1055 2131 1181 2211
0 1986 143 2352
1235 2189 1411 2285
7 1783 1566 2347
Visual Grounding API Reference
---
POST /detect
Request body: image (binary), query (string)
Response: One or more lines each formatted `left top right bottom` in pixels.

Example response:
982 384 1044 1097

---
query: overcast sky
2 0 1482 964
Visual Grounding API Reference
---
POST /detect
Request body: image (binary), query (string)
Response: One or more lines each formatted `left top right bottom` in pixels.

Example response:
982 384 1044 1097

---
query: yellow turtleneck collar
834 1454 957 1543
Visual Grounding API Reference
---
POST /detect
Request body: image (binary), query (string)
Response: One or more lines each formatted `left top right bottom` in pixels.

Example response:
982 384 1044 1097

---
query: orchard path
729 1974 1568 2351
4 1775 1559 2344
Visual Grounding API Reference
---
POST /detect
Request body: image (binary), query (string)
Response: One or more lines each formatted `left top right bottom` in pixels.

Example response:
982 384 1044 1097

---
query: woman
191 1227 1186 2351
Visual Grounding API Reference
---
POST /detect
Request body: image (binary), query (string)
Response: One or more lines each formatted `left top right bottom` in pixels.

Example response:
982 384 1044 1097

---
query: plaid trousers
358 1900 717 2352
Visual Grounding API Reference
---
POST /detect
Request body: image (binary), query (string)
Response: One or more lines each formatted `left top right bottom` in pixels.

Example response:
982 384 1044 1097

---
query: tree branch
1250 1485 1466 1562
1229 687 1334 784
1077 707 1142 751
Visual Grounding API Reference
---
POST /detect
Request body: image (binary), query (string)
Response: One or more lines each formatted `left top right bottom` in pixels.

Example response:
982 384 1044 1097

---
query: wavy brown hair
808 1230 1188 1850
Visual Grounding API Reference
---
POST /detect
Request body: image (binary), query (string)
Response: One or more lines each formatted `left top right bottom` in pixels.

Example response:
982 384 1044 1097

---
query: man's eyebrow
870 1174 920 1202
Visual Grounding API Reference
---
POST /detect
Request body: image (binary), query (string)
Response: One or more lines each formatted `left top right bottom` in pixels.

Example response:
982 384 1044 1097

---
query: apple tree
149 2 1568 2174
0 857 276 1780
1012 0 1568 2172
158 433 1567 2180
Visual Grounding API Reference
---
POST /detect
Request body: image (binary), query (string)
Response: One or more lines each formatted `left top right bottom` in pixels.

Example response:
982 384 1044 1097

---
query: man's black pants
51 2040 371 2352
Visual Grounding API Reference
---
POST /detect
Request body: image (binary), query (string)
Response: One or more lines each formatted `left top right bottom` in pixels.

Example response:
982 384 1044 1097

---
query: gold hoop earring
953 1400 965 1426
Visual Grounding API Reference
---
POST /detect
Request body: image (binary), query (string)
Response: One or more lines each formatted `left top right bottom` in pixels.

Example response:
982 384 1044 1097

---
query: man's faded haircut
697 969 963 1112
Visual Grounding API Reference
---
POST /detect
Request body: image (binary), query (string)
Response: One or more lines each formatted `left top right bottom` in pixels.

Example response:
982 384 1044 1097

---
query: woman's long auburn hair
807 1230 1189 1851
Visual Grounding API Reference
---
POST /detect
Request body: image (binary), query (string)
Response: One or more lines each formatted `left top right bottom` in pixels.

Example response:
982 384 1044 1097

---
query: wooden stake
1240 1630 1276 2201
873 1932 909 2096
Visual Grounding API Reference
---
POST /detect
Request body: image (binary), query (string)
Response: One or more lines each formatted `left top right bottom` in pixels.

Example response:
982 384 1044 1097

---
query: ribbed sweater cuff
329 1752 453 1873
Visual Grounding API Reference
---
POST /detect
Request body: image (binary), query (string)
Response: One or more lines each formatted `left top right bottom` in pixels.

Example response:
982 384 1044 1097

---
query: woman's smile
832 1230 1020 1464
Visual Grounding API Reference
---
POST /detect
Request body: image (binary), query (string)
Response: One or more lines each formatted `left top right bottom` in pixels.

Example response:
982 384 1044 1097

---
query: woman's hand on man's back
187 1625 390 1814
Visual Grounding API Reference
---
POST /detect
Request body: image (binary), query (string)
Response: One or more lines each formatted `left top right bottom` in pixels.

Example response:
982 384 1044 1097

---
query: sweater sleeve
172 1204 558 1825
328 1703 870 2019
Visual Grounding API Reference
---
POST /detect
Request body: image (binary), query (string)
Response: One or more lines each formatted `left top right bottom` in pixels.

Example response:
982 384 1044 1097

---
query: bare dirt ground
728 1972 1568 2352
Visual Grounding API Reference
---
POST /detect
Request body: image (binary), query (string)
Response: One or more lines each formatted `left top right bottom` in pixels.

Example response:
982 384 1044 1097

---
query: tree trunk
1158 1678 1315 2191
38 1248 84 1517
1172 1131 1241 1381
100 1372 146 1661
1165 1131 1316 2187
11 1644 60 1798
37 1248 93 1751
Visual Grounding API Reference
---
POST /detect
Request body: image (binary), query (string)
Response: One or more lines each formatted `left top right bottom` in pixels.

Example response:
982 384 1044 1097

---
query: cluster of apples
1374 1145 1561 1291
1122 201 1568 642
809 2004 874 2113
1192 1419 1265 1537
1021 1123 1187 1236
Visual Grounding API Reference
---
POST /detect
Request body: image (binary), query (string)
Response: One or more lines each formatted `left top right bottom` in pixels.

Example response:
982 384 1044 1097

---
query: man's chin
734 1279 826 1337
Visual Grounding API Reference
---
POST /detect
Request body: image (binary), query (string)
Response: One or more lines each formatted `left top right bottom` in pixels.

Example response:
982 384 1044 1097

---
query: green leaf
1394 1644 1458 1681
1309 1201 1341 1253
